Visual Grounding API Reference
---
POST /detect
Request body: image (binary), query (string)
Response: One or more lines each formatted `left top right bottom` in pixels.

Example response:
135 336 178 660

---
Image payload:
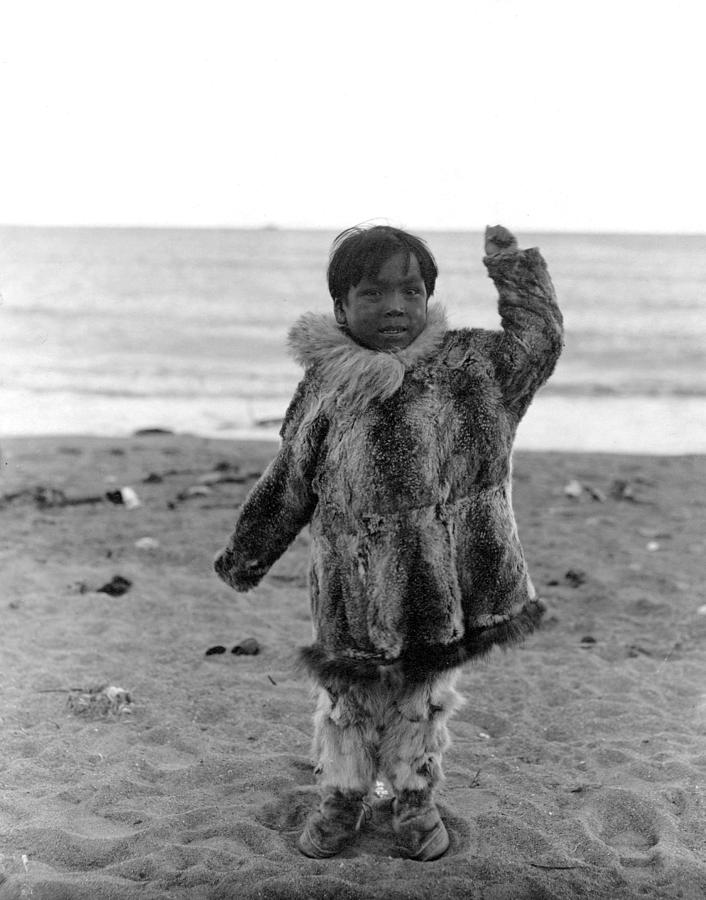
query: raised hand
484 225 518 256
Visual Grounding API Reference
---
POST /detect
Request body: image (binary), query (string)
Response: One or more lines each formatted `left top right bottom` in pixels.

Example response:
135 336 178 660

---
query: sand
1 434 705 899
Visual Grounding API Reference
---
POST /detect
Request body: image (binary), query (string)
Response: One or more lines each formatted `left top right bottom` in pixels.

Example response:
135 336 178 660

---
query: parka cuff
483 246 546 277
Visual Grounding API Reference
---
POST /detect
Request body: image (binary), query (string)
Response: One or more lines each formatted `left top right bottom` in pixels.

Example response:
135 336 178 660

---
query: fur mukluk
215 248 564 686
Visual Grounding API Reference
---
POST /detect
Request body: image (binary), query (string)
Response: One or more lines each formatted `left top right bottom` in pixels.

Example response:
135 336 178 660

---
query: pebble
564 479 608 503
232 638 260 656
697 604 706 616
97 575 132 597
135 537 160 551
610 479 638 501
121 487 141 509
106 487 141 509
565 569 587 587
205 645 227 656
564 480 583 499
646 541 660 552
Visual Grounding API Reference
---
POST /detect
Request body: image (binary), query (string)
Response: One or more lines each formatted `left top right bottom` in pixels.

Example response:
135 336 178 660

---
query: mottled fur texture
312 670 463 794
215 247 564 685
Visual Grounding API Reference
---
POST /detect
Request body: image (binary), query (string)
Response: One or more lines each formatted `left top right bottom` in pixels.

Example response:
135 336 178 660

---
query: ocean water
1 226 705 453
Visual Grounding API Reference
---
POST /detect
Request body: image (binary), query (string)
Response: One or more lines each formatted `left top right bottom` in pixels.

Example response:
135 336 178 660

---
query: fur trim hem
297 598 546 688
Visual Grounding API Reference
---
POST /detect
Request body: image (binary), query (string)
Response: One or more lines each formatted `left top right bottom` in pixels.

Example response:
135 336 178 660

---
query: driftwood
0 486 104 509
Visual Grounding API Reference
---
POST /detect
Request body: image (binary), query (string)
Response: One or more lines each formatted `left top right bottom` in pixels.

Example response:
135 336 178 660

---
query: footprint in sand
582 788 666 868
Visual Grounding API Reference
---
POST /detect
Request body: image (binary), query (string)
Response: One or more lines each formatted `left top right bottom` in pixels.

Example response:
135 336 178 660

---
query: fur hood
287 302 449 416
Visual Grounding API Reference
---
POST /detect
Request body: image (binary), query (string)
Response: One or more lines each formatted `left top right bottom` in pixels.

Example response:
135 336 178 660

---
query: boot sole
403 820 450 862
297 826 342 859
297 808 366 859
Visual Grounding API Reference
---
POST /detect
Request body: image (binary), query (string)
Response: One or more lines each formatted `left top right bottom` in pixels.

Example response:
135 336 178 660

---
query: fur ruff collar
287 303 448 415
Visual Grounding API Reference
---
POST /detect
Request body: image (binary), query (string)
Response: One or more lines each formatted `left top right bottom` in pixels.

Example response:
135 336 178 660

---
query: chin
376 335 412 350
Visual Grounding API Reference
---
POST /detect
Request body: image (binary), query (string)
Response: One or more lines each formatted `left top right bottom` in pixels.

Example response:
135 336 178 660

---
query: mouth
378 327 407 335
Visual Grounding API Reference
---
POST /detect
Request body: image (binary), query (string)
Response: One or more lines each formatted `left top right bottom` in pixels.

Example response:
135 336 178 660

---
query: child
215 224 563 861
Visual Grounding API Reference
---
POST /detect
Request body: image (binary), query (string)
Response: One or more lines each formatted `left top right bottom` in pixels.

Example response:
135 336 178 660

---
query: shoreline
1 434 705 898
2 394 706 458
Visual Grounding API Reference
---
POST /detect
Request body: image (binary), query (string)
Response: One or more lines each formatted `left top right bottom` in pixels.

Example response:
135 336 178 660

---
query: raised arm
214 373 324 591
484 225 564 420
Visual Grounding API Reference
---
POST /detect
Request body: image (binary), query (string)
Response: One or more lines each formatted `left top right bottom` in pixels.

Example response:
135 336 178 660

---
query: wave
7 381 706 401
542 383 706 399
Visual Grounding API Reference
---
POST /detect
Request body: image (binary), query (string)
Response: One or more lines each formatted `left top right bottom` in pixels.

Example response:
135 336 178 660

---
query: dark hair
327 225 438 302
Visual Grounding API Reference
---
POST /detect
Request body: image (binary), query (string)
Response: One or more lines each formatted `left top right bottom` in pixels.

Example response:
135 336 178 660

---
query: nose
383 289 405 315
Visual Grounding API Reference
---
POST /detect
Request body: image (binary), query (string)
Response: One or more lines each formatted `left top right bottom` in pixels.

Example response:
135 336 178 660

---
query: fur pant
312 668 464 795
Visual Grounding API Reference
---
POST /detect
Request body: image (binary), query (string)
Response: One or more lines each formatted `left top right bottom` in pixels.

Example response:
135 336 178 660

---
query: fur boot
392 788 449 861
298 788 367 858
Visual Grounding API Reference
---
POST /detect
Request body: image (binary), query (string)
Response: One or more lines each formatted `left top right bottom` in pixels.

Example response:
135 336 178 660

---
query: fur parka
215 247 564 686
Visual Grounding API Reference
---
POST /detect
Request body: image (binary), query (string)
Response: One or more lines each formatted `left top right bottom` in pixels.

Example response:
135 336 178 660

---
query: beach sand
1 434 705 899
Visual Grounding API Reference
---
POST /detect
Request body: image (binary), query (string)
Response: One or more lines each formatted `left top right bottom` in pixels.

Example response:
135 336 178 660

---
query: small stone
565 569 587 587
696 604 706 616
105 487 141 509
610 479 638 502
646 541 660 552
564 480 583 499
580 635 597 644
205 645 227 656
120 487 141 509
135 537 160 551
97 575 132 597
232 638 260 656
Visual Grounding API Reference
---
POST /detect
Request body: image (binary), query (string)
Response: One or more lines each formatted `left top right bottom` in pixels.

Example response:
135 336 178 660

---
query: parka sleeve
214 373 324 592
485 247 564 420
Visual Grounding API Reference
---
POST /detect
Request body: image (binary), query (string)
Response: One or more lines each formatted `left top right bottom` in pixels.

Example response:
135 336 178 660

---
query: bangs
349 234 414 286
328 225 438 302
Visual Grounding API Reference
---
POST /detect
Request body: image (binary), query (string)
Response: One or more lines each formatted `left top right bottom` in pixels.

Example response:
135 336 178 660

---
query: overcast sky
2 0 704 232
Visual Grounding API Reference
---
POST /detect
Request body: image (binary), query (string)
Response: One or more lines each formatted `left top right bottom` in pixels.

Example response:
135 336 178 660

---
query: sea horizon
1 225 705 454
2 222 706 238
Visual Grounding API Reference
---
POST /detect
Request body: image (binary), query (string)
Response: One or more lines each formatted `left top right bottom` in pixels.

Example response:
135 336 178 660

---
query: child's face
334 252 428 351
